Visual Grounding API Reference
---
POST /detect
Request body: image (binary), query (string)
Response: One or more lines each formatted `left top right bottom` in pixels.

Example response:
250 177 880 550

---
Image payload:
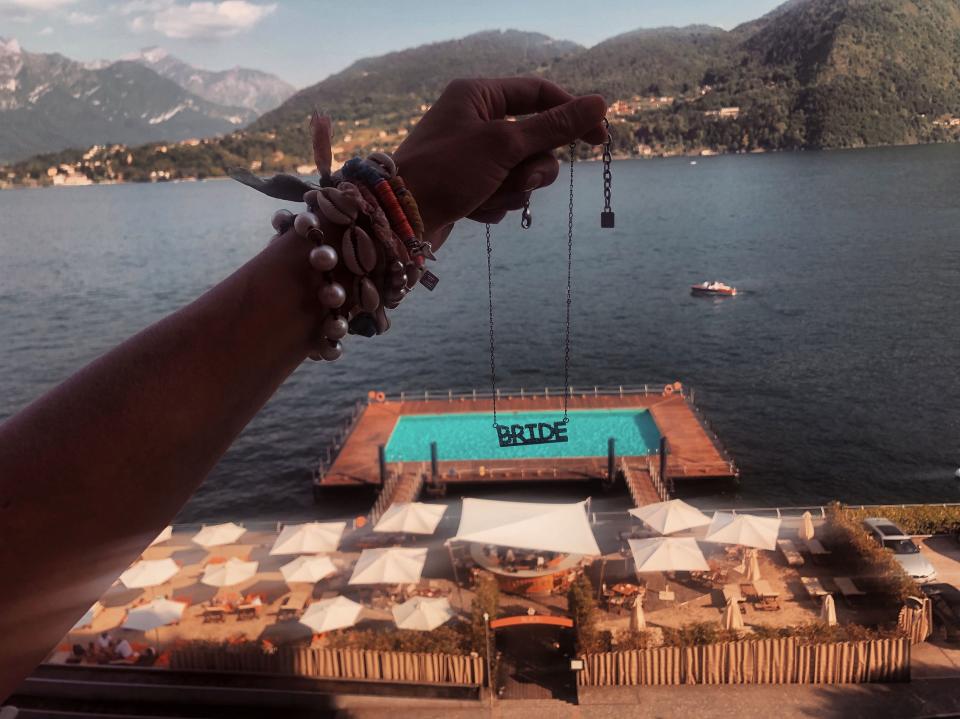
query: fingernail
524 173 543 192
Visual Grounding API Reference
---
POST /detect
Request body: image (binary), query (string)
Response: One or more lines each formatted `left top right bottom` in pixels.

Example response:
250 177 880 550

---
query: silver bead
271 209 294 232
309 244 338 272
319 282 346 308
293 211 321 238
317 340 343 362
322 315 348 340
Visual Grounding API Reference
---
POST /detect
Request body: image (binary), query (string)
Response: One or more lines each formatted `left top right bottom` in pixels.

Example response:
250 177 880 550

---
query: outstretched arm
0 77 605 697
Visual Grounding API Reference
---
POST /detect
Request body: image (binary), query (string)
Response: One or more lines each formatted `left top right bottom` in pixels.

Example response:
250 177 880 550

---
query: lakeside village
43 385 960 704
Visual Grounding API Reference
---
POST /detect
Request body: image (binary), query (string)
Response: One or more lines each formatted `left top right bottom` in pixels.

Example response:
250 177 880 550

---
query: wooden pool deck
314 388 738 510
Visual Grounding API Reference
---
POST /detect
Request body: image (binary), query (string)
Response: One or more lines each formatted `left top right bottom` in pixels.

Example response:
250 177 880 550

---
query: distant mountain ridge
129 47 295 115
0 38 262 162
6 3 960 183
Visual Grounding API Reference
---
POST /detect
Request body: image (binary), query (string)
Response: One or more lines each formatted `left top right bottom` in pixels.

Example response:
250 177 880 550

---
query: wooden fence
578 637 910 686
171 645 484 685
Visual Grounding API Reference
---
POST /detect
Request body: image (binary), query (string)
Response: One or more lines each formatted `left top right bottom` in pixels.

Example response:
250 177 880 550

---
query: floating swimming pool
384 409 661 462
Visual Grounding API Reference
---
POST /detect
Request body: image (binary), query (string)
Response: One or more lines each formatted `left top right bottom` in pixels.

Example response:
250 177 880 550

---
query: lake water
1 145 958 522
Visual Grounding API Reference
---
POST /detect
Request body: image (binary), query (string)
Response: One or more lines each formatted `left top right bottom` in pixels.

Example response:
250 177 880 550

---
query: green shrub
613 629 658 650
822 502 919 604
840 504 960 536
661 622 741 647
326 624 471 654
469 574 500 654
751 623 904 643
568 574 603 654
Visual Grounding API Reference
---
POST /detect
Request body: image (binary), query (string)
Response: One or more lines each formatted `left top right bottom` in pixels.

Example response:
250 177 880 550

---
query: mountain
546 25 735 99
253 30 581 141
7 4 960 184
130 47 295 115
0 38 256 162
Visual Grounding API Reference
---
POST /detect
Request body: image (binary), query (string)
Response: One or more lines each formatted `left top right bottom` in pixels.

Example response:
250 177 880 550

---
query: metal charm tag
419 270 439 291
495 421 569 448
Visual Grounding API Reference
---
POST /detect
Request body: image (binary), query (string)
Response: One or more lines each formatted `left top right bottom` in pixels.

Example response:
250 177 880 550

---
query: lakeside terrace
50 504 907 670
314 385 738 511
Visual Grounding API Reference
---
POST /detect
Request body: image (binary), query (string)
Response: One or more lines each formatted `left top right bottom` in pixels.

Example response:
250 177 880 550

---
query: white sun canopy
119 559 180 589
392 596 454 631
123 599 186 632
280 555 337 584
450 499 601 556
299 596 363 633
374 502 447 535
192 522 246 548
629 499 711 535
703 513 781 551
348 547 428 585
201 558 258 587
269 522 346 555
628 537 710 573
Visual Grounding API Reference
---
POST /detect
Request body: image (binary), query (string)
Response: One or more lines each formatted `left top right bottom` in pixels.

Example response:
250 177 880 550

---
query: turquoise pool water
384 409 662 462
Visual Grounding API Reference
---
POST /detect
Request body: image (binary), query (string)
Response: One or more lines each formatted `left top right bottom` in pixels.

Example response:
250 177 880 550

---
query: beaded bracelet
253 151 434 362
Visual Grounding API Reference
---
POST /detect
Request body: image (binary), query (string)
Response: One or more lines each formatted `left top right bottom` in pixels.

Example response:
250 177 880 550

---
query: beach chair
800 576 829 600
777 539 805 567
834 577 866 605
752 579 781 610
804 539 831 562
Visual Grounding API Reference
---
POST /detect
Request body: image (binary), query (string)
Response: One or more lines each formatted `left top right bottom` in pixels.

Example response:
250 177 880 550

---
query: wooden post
607 437 616 481
430 442 439 479
378 445 387 485
659 436 668 484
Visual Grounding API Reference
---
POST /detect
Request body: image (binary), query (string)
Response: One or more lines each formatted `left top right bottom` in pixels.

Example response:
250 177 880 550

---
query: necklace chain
602 118 613 213
486 144 575 428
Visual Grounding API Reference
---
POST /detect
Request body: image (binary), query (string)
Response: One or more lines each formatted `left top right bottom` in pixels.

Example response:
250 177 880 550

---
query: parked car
863 517 937 584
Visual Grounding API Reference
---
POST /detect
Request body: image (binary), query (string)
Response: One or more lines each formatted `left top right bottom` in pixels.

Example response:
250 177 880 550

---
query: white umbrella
201 557 258 587
628 499 711 535
745 549 762 582
280 555 337 584
630 599 646 631
374 502 447 535
392 596 454 631
192 522 246 548
269 522 346 555
119 559 180 589
149 526 173 546
72 602 104 630
821 594 837 626
703 513 781 551
348 547 428 585
123 598 186 632
722 596 744 630
628 537 709 573
799 511 816 542
299 596 363 633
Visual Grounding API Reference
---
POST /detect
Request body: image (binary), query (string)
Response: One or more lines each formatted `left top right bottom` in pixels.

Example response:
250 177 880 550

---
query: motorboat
691 281 737 297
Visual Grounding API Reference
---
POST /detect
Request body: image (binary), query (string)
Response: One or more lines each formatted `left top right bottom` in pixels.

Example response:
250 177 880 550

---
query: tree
567 573 601 654
469 574 500 654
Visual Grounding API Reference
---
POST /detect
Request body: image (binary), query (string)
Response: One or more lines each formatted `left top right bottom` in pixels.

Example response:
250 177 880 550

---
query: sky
1 0 784 88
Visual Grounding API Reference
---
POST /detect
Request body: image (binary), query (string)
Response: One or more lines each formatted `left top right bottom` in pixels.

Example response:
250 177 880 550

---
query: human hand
393 77 607 248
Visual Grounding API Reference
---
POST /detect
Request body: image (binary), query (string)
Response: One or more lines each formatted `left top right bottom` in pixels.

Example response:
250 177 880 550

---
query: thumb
516 94 606 157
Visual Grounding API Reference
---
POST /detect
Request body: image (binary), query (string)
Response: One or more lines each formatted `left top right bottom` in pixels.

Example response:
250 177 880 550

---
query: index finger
481 77 576 119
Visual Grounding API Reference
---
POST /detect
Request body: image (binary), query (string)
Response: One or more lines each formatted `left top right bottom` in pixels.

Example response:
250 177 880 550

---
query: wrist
393 145 446 241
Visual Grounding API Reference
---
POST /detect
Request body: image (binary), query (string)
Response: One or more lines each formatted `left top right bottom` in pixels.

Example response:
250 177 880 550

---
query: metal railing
314 399 365 483
591 501 960 524
385 384 683 404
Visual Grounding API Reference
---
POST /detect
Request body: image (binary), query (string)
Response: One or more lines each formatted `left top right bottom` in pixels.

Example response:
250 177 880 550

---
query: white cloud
152 1 275 39
38 25 54 35
128 15 148 32
66 9 97 24
117 0 172 15
3 0 75 7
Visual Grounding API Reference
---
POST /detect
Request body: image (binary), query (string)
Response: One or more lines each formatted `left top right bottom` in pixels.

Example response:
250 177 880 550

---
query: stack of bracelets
234 150 438 363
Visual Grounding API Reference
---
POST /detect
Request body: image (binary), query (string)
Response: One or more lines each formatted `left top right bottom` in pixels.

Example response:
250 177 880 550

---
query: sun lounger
202 606 226 624
752 579 781 610
834 576 865 601
804 539 831 560
800 576 830 599
777 539 805 567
